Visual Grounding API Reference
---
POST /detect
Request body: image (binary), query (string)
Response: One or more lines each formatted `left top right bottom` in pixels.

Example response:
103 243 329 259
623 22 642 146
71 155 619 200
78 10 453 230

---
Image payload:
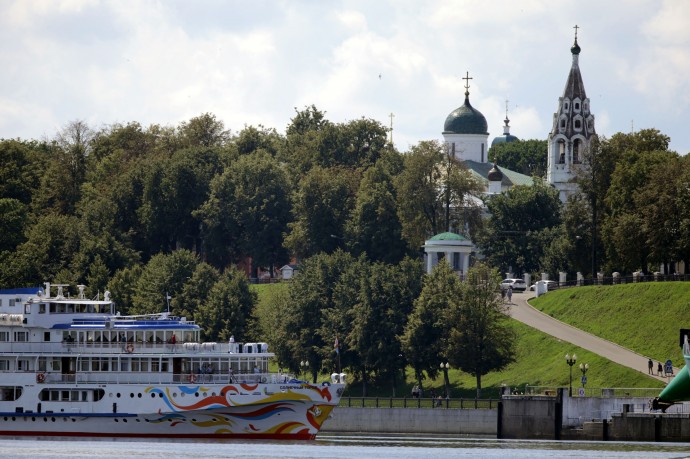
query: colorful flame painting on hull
144 383 335 436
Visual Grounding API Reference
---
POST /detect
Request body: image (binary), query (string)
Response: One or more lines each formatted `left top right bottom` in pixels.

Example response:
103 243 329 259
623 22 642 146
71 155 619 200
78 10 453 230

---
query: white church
424 30 596 274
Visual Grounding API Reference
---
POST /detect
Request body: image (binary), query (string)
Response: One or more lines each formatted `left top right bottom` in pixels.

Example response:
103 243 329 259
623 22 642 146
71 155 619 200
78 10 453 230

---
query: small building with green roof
422 231 475 275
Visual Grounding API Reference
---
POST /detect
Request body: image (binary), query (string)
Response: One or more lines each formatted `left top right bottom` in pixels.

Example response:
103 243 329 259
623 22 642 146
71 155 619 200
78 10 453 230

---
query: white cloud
0 0 688 154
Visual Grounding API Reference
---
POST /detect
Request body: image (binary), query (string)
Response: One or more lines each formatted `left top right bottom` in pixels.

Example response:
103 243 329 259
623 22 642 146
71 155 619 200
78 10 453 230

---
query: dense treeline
0 108 683 390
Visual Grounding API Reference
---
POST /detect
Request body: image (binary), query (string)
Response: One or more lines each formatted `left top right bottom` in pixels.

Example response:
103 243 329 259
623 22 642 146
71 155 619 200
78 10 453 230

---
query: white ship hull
0 381 343 440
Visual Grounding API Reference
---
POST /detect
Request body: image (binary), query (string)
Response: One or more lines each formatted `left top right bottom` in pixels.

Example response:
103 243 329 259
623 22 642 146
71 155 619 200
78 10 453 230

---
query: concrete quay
322 392 690 442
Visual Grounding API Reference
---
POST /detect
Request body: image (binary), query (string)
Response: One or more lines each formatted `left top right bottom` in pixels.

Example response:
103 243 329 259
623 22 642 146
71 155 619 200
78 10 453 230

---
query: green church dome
443 94 489 135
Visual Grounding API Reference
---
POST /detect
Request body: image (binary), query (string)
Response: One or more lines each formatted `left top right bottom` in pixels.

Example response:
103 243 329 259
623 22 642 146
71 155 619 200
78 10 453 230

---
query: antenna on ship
165 292 171 314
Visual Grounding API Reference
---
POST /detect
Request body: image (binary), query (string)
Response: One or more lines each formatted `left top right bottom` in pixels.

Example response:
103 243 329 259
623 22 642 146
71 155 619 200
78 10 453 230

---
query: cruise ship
0 283 345 439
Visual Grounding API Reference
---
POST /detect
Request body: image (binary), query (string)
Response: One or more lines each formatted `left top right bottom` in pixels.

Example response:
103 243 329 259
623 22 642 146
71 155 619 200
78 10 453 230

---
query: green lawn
530 283 690 365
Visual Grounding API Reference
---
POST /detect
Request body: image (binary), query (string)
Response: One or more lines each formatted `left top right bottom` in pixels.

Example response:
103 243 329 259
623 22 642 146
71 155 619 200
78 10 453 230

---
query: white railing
28 371 285 386
0 342 272 356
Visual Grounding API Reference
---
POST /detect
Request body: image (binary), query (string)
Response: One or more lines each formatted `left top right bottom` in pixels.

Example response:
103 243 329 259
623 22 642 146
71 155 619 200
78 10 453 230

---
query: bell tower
547 26 596 202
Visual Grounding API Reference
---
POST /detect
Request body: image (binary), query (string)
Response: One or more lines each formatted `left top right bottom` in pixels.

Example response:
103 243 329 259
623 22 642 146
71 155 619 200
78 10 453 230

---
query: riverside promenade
508 291 679 380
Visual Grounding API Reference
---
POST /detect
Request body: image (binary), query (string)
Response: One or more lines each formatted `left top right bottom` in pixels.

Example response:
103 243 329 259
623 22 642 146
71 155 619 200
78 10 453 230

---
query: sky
2 0 690 154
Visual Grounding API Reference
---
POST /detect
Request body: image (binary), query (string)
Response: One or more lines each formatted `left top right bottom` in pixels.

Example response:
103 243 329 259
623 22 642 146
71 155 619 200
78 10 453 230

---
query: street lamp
579 363 589 391
300 360 309 380
565 353 577 397
440 362 450 397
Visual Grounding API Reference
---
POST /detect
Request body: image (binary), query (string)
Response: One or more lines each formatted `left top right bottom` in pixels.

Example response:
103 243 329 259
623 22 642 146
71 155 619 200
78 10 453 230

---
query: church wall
443 134 490 163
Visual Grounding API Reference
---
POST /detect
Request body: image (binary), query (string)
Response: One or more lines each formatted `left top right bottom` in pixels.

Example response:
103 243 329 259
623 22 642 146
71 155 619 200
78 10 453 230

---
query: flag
334 336 340 354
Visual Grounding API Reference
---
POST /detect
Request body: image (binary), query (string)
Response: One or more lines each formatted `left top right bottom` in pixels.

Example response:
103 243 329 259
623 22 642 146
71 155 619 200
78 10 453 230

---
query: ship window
1 386 22 401
14 332 28 342
9 299 16 307
44 332 50 342
39 304 46 313
0 332 8 342
0 360 8 370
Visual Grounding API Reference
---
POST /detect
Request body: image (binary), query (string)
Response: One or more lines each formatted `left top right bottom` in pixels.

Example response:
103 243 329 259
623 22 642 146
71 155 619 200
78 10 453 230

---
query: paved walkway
507 291 677 383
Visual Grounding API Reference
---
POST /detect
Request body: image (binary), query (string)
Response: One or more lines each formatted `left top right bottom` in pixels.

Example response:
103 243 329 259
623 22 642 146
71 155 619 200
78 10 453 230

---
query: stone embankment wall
321 407 497 435
322 396 690 442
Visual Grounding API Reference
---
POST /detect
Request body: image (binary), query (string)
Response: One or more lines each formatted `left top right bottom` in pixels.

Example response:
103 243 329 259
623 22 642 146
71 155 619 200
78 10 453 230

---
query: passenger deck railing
28 371 286 386
0 341 269 355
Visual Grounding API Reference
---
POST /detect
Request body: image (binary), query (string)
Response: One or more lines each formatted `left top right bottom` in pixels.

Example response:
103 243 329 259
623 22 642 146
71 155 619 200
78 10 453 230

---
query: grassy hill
251 281 668 397
530 282 690 365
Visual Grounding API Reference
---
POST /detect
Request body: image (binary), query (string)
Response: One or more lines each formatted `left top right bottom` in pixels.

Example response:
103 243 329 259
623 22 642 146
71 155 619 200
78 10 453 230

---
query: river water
1 435 689 459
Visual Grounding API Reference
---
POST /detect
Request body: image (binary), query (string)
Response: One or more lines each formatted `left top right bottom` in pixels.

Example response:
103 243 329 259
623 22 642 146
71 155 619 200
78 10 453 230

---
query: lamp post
579 363 589 391
565 353 577 397
300 360 309 380
440 362 450 397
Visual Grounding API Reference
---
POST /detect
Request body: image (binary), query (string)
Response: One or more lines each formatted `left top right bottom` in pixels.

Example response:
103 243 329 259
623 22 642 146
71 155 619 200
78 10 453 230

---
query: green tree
401 261 460 392
131 250 199 315
0 198 28 253
34 120 92 215
395 140 482 250
234 124 283 157
108 265 143 315
196 267 256 342
0 139 45 204
478 181 562 276
278 250 360 382
171 262 221 320
348 259 424 396
1 214 81 286
489 139 548 177
196 151 291 272
449 263 516 398
284 166 360 259
346 159 408 263
177 113 230 148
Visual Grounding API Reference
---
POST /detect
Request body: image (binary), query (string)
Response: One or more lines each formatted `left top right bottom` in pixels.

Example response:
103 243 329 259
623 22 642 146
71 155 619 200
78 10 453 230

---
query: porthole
138 393 142 398
159 393 163 398
151 393 156 398
32 417 36 422
51 417 56 422
123 419 128 422
117 393 121 398
195 392 199 397
115 419 119 422
130 393 134 398
43 418 48 422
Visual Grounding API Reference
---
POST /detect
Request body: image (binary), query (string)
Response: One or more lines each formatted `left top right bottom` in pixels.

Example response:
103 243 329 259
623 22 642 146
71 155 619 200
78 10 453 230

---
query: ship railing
34 371 284 386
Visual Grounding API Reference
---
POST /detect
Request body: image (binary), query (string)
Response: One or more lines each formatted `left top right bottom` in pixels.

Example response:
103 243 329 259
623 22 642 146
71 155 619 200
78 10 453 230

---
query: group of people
648 358 671 377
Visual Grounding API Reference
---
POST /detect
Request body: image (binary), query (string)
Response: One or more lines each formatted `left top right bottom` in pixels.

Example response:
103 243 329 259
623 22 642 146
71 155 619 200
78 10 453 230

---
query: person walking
648 358 653 374
657 361 663 376
507 286 513 303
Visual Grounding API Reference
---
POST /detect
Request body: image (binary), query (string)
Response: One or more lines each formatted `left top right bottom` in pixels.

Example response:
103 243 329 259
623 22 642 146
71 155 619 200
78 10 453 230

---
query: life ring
189 374 197 384
36 373 46 383
126 343 134 353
